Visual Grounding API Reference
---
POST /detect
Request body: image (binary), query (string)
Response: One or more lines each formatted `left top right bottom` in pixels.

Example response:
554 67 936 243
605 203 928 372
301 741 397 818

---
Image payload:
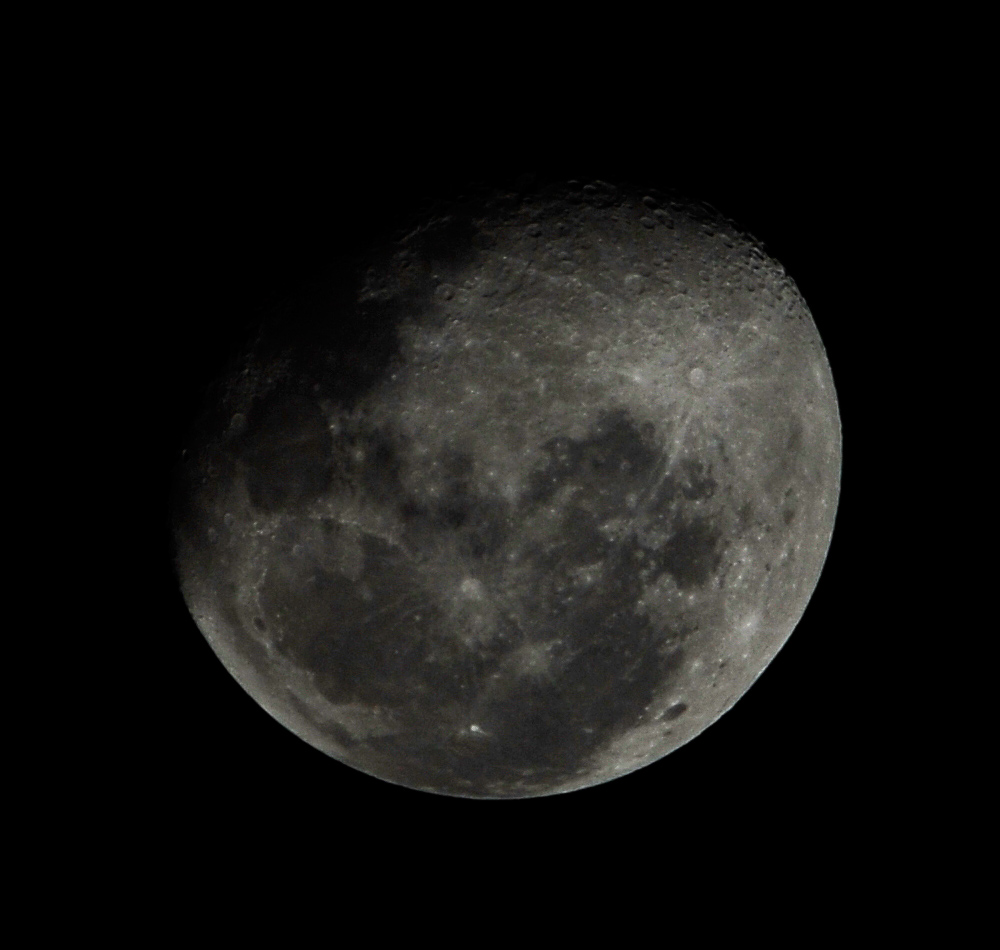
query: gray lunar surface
172 179 841 798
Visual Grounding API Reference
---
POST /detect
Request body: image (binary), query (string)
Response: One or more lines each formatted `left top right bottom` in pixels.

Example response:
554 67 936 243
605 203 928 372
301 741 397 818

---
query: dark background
139 94 900 864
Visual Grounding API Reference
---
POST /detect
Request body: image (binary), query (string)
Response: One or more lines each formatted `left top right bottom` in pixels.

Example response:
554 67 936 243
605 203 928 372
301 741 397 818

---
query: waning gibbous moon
172 178 841 798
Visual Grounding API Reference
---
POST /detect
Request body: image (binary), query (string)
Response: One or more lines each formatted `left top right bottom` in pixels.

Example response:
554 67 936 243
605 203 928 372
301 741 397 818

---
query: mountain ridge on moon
172 178 841 798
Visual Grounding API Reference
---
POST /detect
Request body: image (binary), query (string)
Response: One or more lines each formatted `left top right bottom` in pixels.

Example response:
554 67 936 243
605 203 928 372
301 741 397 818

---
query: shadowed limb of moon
172 179 841 798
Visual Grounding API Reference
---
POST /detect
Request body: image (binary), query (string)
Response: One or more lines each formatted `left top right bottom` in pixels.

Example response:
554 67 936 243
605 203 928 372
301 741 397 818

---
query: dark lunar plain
141 108 898 849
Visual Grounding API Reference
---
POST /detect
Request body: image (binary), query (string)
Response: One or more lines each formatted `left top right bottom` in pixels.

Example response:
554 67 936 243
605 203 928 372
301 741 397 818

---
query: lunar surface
172 179 841 798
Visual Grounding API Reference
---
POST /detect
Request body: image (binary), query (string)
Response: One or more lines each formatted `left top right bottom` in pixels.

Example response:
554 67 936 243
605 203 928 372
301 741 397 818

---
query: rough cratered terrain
172 179 841 798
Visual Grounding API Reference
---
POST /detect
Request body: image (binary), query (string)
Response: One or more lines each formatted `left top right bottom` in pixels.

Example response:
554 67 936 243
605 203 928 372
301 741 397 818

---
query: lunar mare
172 180 841 798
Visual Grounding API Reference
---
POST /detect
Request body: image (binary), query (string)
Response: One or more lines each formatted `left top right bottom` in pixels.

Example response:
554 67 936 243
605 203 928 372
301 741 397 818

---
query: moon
171 178 841 799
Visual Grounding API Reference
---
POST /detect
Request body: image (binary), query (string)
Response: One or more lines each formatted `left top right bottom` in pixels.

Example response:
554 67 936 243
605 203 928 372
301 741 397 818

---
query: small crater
459 577 485 600
624 274 644 295
664 702 688 720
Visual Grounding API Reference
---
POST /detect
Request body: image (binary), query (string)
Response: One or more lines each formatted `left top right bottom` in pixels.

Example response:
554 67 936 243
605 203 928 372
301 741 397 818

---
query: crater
664 702 688 720
459 577 486 600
